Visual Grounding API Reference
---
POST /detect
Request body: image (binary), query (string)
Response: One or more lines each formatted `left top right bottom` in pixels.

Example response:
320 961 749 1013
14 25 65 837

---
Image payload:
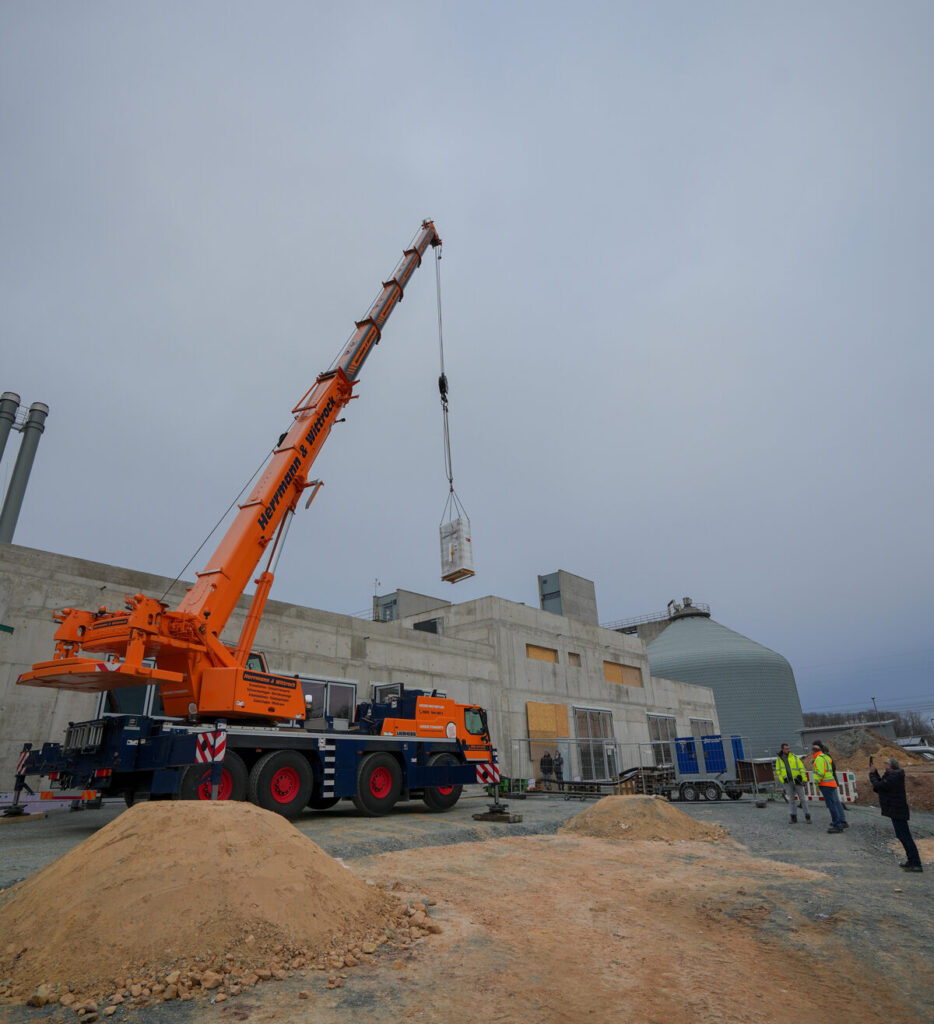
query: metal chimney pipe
0 401 49 544
0 392 21 465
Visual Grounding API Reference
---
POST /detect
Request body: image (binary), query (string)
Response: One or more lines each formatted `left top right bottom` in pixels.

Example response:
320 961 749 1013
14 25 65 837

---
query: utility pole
871 696 879 717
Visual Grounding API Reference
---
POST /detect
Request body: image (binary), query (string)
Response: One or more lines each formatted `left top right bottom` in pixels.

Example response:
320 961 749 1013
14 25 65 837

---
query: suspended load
440 494 474 584
433 246 475 583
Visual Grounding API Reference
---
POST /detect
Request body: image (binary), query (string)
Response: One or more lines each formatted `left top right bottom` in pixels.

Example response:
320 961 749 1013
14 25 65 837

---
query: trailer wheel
353 752 402 816
422 753 463 812
249 750 313 818
703 781 722 801
679 781 699 802
727 789 743 800
180 751 249 802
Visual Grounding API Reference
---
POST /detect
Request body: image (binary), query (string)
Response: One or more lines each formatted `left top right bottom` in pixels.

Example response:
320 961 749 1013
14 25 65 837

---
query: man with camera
775 742 811 824
870 756 923 872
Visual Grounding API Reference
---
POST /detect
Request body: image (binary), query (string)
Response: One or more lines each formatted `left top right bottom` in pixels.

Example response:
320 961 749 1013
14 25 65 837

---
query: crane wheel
352 752 402 816
179 750 248 802
422 753 463 812
248 750 313 818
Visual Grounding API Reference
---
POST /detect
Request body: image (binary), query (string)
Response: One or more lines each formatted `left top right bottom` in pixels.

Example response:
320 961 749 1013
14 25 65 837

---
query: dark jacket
540 753 553 775
869 767 910 820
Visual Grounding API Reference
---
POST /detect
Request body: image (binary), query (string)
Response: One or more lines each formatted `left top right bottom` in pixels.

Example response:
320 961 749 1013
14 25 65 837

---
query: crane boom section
177 219 440 630
17 220 441 720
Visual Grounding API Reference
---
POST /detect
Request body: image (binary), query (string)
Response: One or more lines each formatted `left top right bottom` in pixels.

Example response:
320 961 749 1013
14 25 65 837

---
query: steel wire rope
434 245 469 525
157 446 275 605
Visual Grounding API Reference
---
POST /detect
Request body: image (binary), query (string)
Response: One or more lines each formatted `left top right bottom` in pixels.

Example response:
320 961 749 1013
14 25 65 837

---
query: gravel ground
2 790 932 1023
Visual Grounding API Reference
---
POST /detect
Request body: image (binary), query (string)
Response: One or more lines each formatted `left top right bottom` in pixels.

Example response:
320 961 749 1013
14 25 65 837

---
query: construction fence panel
503 738 670 797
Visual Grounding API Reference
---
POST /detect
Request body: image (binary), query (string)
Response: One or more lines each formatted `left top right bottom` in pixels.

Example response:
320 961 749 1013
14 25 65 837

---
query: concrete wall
393 590 452 620
0 543 720 782
538 570 599 626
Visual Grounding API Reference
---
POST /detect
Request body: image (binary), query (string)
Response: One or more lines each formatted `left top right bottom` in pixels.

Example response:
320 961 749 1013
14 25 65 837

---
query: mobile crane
7 221 499 818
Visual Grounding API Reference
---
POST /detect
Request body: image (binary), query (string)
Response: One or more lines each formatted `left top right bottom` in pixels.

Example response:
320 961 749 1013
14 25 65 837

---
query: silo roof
647 614 803 759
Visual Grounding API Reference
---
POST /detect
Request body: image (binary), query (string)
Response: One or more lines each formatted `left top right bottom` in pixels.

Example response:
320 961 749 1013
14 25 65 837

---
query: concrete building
608 598 804 759
0 544 719 786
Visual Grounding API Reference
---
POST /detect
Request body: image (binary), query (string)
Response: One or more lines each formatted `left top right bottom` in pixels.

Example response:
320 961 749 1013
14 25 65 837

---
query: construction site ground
2 790 933 1024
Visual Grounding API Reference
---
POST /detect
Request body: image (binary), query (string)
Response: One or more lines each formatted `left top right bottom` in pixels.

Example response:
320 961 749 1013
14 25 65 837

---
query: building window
603 661 642 687
568 652 581 667
690 718 716 739
574 707 617 781
526 643 558 664
413 617 443 635
647 714 678 767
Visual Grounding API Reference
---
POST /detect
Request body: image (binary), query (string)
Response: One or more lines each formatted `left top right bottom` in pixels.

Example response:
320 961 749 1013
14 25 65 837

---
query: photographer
774 743 811 824
869 756 923 873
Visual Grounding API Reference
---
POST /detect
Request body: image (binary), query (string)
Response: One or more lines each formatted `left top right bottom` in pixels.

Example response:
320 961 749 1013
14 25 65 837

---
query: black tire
248 750 313 818
703 782 722 801
422 753 463 812
307 795 341 811
179 751 249 803
680 782 699 802
727 789 743 800
352 752 402 816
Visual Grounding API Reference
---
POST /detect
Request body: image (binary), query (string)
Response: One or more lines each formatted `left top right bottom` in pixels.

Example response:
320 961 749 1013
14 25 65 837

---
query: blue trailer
669 733 746 801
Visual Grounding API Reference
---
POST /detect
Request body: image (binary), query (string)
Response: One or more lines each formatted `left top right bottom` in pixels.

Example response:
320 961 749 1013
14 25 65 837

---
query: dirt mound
0 802 406 1005
815 730 933 809
559 794 729 843
823 728 923 766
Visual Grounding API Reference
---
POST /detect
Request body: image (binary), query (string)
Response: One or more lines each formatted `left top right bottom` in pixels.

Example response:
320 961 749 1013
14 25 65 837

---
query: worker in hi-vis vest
811 741 848 833
774 743 811 824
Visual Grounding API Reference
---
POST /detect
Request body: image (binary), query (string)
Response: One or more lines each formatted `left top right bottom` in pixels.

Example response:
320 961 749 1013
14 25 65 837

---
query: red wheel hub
269 766 301 803
436 784 455 796
369 766 393 799
197 768 233 801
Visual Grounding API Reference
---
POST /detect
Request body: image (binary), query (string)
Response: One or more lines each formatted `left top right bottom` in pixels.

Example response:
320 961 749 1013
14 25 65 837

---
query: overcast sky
2 3 932 721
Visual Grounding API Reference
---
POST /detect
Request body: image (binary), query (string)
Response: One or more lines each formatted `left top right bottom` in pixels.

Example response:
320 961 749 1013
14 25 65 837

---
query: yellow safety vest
774 753 806 784
812 752 837 787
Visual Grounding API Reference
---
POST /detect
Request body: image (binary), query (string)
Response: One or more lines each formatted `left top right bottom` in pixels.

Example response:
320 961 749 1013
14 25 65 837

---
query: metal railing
601 603 711 632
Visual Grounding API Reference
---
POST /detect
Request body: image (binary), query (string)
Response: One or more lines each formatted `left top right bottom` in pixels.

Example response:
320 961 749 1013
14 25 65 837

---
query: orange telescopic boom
18 221 443 722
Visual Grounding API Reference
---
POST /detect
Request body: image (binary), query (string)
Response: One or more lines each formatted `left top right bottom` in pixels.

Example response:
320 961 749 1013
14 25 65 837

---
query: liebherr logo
256 397 337 531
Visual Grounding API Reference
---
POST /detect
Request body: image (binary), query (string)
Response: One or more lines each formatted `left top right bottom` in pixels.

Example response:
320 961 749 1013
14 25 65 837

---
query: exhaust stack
0 400 49 544
0 392 20 465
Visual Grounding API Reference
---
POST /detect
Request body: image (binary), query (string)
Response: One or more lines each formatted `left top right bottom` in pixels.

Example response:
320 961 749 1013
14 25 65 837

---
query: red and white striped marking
195 730 227 764
475 763 501 786
15 748 30 774
802 771 857 804
95 662 122 672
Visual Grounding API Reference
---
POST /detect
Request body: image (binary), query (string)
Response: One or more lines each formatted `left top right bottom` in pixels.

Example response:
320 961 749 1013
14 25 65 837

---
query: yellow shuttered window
526 644 558 663
604 661 643 687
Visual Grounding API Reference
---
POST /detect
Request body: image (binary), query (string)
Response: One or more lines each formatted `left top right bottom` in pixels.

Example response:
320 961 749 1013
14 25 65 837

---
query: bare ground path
2 795 932 1024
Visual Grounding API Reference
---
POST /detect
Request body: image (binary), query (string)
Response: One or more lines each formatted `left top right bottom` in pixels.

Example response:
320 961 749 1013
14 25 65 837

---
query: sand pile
817 730 933 809
822 728 923 768
559 795 729 843
0 802 413 1007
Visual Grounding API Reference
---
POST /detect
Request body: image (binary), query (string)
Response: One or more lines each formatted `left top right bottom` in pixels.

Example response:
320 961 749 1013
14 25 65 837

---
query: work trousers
820 784 847 828
782 781 809 819
891 816 921 866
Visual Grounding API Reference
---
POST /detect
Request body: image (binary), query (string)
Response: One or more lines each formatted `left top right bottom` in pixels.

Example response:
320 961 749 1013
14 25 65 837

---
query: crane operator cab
353 685 493 760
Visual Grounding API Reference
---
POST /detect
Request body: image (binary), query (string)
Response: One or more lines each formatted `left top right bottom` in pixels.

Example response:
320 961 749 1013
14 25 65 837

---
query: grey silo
646 605 804 760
